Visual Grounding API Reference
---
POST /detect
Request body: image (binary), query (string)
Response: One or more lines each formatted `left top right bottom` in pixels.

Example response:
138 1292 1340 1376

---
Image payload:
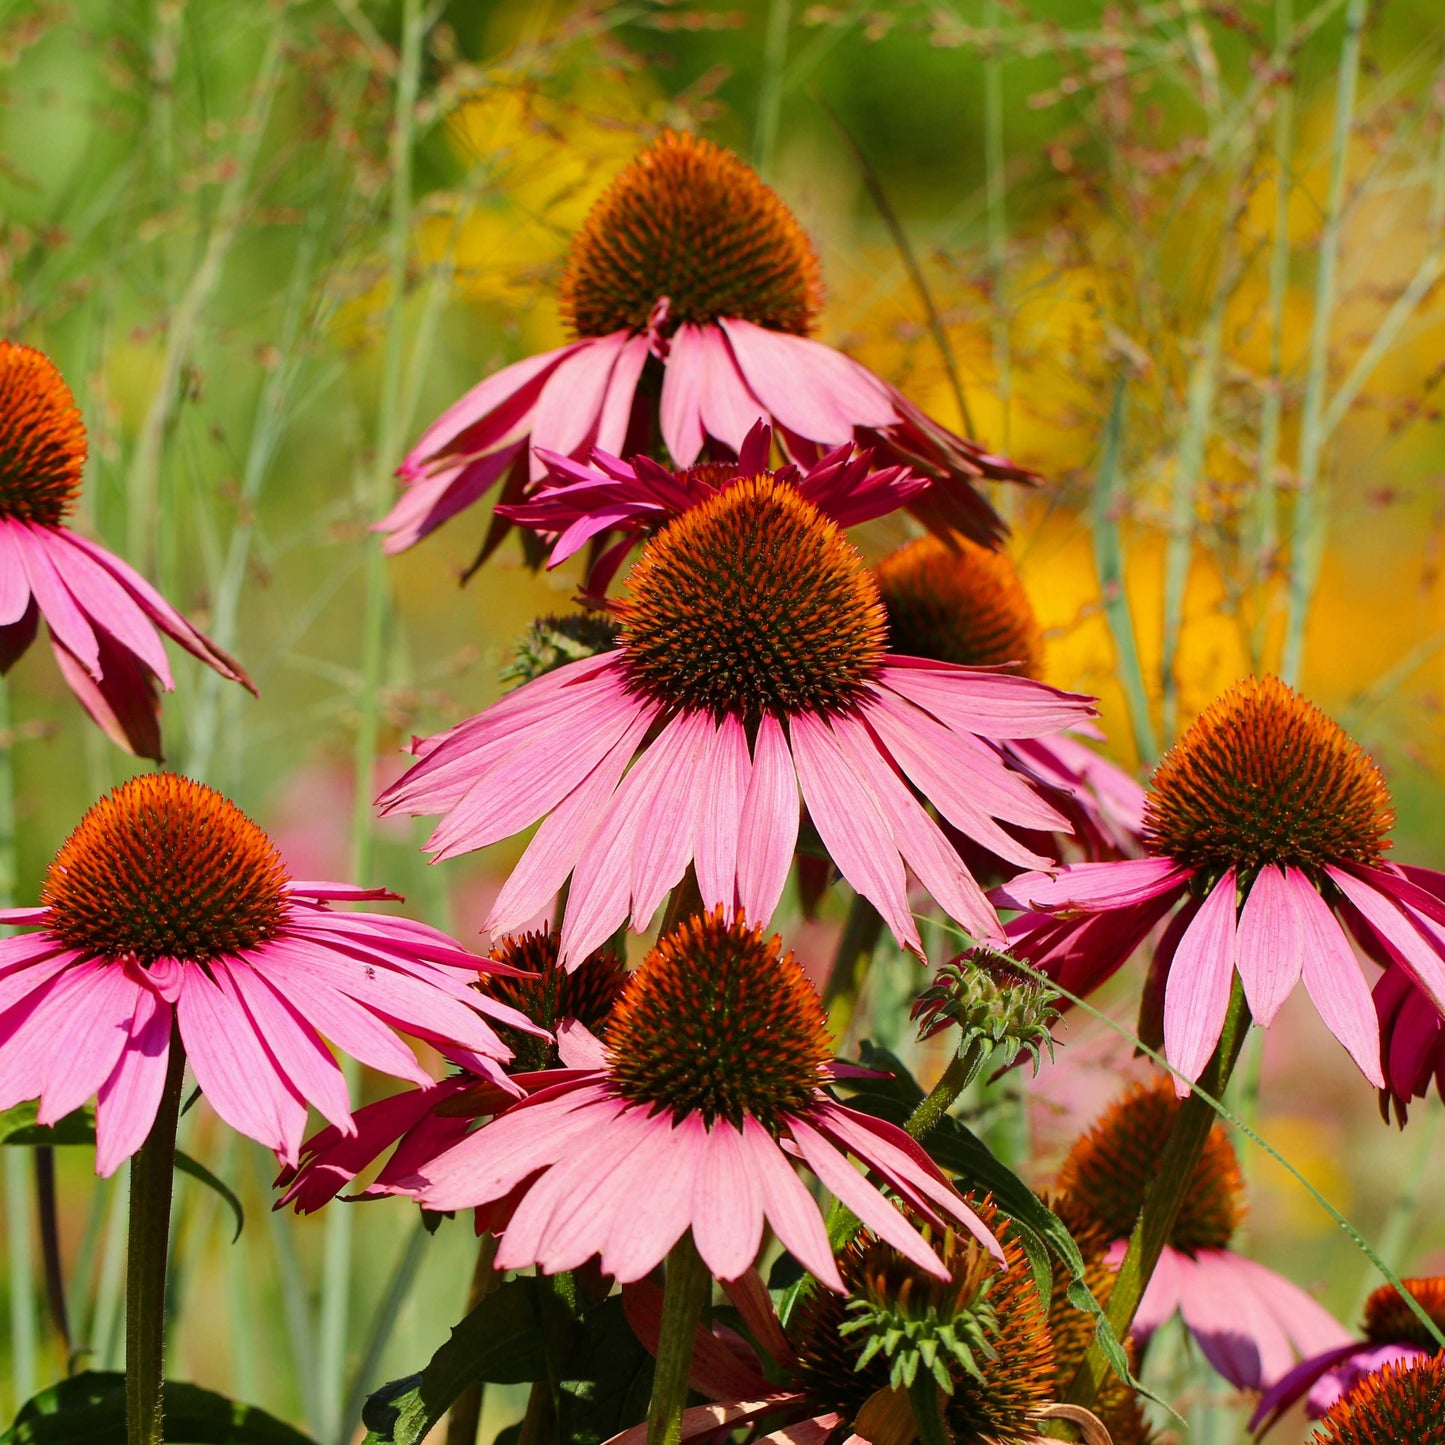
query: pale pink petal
601 1117 707 1282
788 1117 948 1280
1162 871 1238 1089
659 324 708 466
690 1119 765 1282
878 660 1097 739
529 335 627 478
593 335 651 455
0 524 33 625
94 981 174 1177
603 1399 793 1445
736 714 799 926
997 857 1192 913
697 326 767 453
1294 875 1384 1085
739 1115 843 1292
1128 1241 1184 1338
1236 865 1304 1026
629 710 715 928
695 713 751 916
1227 1253 1353 1368
177 965 307 1159
1176 1249 1272 1389
788 712 917 953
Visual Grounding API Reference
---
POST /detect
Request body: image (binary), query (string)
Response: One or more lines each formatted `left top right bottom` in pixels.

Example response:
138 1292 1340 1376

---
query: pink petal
14 524 99 675
50 632 162 760
1129 1241 1184 1338
738 1115 843 1292
1176 1249 1271 1389
94 981 175 1177
1294 876 1384 1085
0 961 103 1111
1162 871 1239 1089
690 1119 765 1282
694 713 751 915
594 335 651 455
659 324 707 466
0 524 33 625
736 714 799 927
877 660 1097 739
629 710 714 929
697 326 767 453
529 335 627 478
37 963 142 1124
177 965 307 1158
788 712 917 953
603 1399 793 1445
997 857 1192 913
1236 865 1304 1026
601 1118 707 1282
1328 865 1445 1015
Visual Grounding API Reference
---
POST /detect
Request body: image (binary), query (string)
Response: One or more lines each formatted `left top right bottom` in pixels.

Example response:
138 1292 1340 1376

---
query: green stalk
321 3 425 1438
904 1039 988 1145
983 0 1011 463
445 1235 500 1445
1250 0 1295 669
124 1042 187 1445
1282 0 1369 686
753 0 792 178
646 1232 712 1445
908 1378 952 1445
1064 980 1251 1408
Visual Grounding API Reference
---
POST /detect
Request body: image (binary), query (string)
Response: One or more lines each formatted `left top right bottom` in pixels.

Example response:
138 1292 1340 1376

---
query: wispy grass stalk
983 0 1011 467
322 2 426 1440
1282 0 1369 686
754 0 792 178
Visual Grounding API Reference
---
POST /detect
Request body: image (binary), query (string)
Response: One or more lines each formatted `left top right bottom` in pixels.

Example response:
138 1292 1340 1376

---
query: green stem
124 1041 187 1445
445 1235 500 1445
1064 979 1251 1408
905 1040 987 1144
646 1232 712 1445
908 1377 952 1445
753 0 791 178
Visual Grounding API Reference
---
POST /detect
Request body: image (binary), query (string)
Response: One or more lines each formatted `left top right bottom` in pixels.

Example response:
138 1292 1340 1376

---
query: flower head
911 948 1059 1076
393 910 1004 1288
1054 1080 1350 1392
1000 676 1445 1090
1314 1355 1445 1444
0 773 529 1174
380 132 1032 563
381 480 1095 961
1252 1277 1445 1432
0 341 254 758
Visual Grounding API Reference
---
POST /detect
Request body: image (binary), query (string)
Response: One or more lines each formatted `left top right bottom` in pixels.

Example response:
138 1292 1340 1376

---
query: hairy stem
124 1042 187 1445
905 1040 987 1144
647 1232 712 1445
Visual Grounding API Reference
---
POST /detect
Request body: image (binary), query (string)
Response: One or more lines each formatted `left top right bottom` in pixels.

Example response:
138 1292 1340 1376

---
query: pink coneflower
1058 1081 1351 1393
379 131 1032 567
1308 1355 1445 1445
394 911 1004 1289
379 474 1095 962
1372 867 1445 1119
501 419 927 593
1251 1278 1445 1433
998 676 1445 1089
276 930 628 1213
0 773 538 1174
872 533 1145 869
0 341 253 759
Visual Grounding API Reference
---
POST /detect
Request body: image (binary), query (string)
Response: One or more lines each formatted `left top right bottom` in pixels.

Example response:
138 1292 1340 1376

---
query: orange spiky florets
1362 1277 1445 1351
0 341 87 526
42 773 289 964
559 130 823 338
1315 1356 1445 1444
604 907 832 1131
618 473 887 720
1144 676 1393 877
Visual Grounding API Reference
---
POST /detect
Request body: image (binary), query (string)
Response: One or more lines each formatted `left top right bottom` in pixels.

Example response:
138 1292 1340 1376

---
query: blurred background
3 0 1445 1440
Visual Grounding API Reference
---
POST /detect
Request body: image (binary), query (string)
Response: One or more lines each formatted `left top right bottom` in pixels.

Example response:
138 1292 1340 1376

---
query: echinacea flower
613 1196 1112 1445
380 474 1094 962
502 419 926 592
0 341 253 758
0 773 537 1174
277 930 627 1213
393 910 1004 1289
1056 1080 1350 1392
379 130 1032 566
1372 870 1445 1120
1251 1277 1445 1433
873 532 1146 869
1308 1355 1445 1445
999 676 1445 1088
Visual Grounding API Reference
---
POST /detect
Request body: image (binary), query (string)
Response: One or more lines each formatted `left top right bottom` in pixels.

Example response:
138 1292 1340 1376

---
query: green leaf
555 1296 653 1445
0 1103 243 1240
361 1278 548 1445
0 1372 318 1443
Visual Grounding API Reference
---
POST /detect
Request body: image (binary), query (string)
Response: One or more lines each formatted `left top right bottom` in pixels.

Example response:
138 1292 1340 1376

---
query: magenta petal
736 714 799 926
50 631 163 761
999 857 1192 913
1129 1241 1184 1338
1327 864 1445 1015
1176 1249 1268 1389
659 324 708 466
694 714 750 915
0 524 34 625
94 981 174 1177
1236 865 1304 1026
1162 871 1239 1089
14 525 99 676
1293 875 1384 1085
690 1119 764 1282
528 335 627 478
37 962 141 1124
594 335 651 455
788 712 917 953
739 1115 843 1292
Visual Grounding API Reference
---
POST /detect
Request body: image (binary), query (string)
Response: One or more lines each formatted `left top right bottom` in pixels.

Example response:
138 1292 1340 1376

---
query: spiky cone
1312 1355 1445 1444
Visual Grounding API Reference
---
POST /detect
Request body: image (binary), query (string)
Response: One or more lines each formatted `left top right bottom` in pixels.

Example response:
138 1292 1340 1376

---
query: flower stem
908 1378 952 1445
1064 978 1251 1408
647 1232 712 1445
125 1040 187 1445
905 1039 987 1144
445 1234 500 1445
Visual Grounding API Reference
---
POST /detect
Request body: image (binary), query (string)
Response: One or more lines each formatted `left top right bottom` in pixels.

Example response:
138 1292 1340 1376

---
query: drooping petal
659 324 708 467
529 334 629 479
94 979 175 1177
689 1118 765 1282
739 1115 843 1292
736 714 799 927
1162 871 1238 1090
997 857 1193 914
694 714 751 916
1294 874 1384 1085
1236 865 1304 1026
36 961 142 1124
1328 864 1445 1015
